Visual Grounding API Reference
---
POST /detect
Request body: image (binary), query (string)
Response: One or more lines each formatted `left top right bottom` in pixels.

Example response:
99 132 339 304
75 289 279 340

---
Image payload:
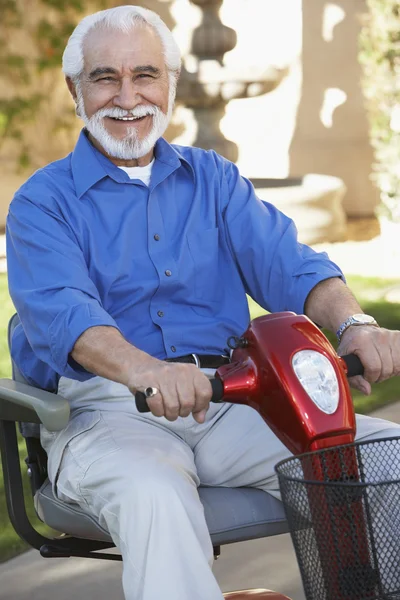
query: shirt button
157 310 164 317
165 269 172 277
171 346 176 352
154 234 160 241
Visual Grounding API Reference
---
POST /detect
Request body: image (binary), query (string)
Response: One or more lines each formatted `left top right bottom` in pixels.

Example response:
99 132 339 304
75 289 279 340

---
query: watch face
353 314 375 324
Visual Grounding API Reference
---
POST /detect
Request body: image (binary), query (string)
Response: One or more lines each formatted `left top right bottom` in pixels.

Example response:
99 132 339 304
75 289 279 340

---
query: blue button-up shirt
6 130 343 390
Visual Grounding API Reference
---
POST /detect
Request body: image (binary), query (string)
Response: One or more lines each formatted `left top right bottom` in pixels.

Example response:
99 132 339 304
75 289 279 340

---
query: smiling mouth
108 115 149 123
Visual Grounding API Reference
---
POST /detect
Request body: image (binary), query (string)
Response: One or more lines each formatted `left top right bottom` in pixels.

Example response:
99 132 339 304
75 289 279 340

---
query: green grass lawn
0 273 400 563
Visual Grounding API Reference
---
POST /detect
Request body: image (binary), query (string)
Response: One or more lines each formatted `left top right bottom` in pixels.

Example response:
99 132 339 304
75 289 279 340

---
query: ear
66 76 78 102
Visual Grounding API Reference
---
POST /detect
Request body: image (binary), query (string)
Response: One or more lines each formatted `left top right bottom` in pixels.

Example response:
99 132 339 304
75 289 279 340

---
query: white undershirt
118 158 155 186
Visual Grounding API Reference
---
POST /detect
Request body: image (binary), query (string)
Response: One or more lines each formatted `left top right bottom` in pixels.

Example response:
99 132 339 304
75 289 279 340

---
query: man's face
71 24 173 164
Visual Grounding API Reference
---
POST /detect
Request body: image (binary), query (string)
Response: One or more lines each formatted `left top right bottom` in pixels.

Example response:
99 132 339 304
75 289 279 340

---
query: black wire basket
275 437 400 600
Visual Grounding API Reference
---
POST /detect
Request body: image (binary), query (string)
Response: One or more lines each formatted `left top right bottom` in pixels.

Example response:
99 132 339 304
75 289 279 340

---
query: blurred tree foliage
0 0 175 173
0 0 111 170
1 0 81 168
359 0 400 221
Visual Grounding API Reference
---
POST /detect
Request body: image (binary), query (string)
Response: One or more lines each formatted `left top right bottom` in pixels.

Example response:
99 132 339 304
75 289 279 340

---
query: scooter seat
35 479 289 546
223 590 292 599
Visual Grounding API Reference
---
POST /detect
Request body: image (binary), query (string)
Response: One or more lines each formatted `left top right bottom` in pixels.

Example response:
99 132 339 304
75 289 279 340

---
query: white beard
76 83 175 160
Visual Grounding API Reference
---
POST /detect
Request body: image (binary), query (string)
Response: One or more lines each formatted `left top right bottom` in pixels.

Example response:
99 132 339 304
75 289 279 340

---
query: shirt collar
153 137 193 173
71 129 194 199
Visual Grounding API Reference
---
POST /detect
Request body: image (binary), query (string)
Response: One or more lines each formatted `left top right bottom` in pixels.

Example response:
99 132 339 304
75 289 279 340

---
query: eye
98 77 116 82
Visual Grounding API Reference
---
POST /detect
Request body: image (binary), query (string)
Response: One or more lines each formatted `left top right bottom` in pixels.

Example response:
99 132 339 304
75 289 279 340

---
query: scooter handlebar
134 354 364 413
135 377 224 414
342 353 364 378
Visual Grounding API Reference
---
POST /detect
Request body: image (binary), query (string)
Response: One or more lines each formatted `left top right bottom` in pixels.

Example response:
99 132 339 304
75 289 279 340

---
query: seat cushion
35 479 289 545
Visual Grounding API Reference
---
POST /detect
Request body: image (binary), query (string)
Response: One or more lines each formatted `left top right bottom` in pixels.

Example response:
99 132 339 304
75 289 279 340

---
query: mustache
91 105 160 121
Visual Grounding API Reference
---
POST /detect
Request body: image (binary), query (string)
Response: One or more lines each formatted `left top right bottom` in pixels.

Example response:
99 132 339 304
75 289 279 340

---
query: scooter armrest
0 379 70 431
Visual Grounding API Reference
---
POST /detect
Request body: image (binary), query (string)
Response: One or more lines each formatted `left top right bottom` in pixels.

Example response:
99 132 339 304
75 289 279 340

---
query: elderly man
6 5 400 600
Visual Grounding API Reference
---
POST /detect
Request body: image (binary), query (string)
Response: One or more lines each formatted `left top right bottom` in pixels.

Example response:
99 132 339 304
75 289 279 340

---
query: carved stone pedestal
176 0 287 162
251 175 347 244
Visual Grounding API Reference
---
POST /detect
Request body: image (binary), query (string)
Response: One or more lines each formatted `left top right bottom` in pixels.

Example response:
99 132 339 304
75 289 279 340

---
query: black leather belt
165 354 230 369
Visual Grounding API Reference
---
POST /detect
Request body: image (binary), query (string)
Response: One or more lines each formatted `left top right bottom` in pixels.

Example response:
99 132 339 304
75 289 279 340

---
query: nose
113 78 141 110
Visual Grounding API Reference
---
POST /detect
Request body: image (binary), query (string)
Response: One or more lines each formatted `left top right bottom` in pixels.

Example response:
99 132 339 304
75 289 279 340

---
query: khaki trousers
42 376 400 600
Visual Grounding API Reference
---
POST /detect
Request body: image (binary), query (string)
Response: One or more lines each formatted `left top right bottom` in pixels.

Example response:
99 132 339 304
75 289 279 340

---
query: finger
353 344 382 384
338 328 383 383
391 331 400 375
376 339 394 382
146 392 165 418
176 377 196 418
161 383 181 422
348 375 371 396
192 408 207 424
193 374 212 416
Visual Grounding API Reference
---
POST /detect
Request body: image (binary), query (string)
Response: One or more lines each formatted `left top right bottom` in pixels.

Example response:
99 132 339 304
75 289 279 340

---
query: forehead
83 24 166 72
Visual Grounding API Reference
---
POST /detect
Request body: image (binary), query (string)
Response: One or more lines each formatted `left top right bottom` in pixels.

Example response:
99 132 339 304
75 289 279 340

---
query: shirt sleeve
221 159 345 315
6 187 121 381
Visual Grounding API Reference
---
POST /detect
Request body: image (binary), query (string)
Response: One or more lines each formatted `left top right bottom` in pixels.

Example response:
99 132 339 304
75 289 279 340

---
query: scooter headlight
292 350 339 414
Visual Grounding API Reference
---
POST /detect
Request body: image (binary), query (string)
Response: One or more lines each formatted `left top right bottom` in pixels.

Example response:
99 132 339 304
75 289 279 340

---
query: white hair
62 5 181 82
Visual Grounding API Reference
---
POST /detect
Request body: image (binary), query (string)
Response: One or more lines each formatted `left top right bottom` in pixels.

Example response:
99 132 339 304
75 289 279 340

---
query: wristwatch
336 314 379 343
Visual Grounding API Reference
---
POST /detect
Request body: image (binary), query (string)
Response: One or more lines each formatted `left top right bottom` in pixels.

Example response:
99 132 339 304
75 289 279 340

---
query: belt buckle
191 353 201 368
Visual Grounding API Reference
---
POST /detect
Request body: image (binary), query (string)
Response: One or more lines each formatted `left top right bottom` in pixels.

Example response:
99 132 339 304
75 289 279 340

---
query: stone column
289 0 379 217
180 0 238 161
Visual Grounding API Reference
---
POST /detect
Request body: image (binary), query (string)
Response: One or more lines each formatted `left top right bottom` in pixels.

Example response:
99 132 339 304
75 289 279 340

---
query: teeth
114 116 148 121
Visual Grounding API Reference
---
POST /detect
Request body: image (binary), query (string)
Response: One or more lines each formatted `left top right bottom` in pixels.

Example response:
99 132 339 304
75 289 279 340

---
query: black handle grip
342 354 364 378
135 377 225 413
135 391 153 413
210 377 224 402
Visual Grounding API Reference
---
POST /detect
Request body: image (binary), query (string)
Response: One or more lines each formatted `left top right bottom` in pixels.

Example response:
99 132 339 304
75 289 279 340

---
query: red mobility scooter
2 312 399 599
136 311 400 600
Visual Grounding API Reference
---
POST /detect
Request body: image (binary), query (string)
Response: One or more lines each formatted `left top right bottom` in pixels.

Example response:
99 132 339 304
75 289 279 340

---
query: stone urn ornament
177 0 288 162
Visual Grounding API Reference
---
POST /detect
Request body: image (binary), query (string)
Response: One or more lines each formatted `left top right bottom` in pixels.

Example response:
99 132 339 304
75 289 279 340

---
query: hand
126 358 213 423
338 325 400 394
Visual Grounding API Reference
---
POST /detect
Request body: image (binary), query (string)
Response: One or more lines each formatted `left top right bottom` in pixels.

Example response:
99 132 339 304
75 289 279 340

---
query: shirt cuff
293 270 346 316
48 303 120 380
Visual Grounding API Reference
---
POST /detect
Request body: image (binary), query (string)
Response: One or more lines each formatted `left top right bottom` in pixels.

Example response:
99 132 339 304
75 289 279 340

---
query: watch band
336 314 379 343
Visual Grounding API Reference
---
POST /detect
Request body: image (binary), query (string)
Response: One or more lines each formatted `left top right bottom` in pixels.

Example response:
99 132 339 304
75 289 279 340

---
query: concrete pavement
1 401 400 600
0 532 303 600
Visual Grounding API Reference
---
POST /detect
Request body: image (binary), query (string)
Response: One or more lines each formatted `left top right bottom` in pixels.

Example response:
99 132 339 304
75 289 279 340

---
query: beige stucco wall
0 0 379 229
